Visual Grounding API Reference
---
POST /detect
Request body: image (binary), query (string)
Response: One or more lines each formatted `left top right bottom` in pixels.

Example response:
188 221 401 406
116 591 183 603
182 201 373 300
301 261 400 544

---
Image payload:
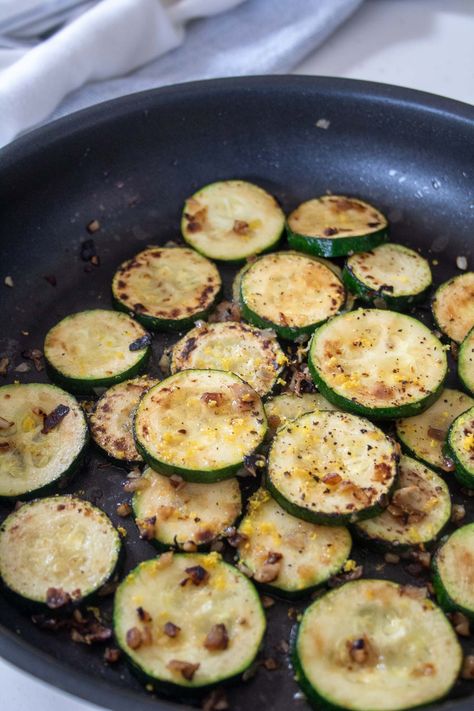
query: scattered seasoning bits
182 540 198 552
315 118 330 129
456 255 468 270
204 624 229 651
126 627 143 650
46 587 72 609
129 333 152 351
462 655 474 680
137 606 152 622
104 647 121 663
384 552 400 564
167 659 200 681
451 504 466 524
21 348 44 372
123 477 149 493
0 357 9 376
4 276 14 287
261 595 276 609
42 404 70 434
451 612 471 637
137 516 156 540
87 219 101 234
80 239 97 262
14 362 30 373
180 565 210 587
116 502 132 517
164 621 181 638
262 657 279 671
201 687 229 711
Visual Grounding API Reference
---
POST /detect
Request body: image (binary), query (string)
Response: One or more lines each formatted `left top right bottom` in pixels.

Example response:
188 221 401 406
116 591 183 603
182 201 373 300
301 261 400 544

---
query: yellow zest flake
21 415 38 433
204 551 222 569
343 559 357 573
117 526 127 537
423 497 439 512
464 433 474 452
276 378 287 386
276 352 288 366
246 488 271 516
211 573 227 591
132 595 144 605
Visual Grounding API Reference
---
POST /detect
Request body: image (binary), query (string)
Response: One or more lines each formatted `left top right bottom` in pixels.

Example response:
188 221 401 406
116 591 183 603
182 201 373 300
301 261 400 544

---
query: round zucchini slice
432 271 474 343
287 195 388 258
181 180 285 262
396 388 474 473
44 309 151 394
236 488 352 598
240 251 346 340
112 247 221 332
171 321 287 397
267 410 398 525
309 309 447 419
0 383 88 499
134 370 267 482
0 496 121 610
264 391 338 435
293 579 462 711
433 523 474 619
355 456 451 550
114 552 266 690
133 468 242 549
446 406 474 487
458 326 474 395
343 243 432 310
90 376 159 464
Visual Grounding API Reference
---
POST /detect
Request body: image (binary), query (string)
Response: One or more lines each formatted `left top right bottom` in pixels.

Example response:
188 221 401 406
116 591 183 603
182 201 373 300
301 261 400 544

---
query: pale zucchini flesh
112 247 221 330
432 271 474 343
0 383 87 499
133 468 241 548
171 321 287 397
181 180 285 261
458 326 474 395
264 391 338 435
114 553 265 688
0 496 120 606
355 455 451 549
343 242 432 309
396 388 474 472
134 370 267 481
44 309 150 392
447 406 474 487
237 489 352 596
433 523 474 619
309 309 447 419
90 376 159 463
287 195 388 257
240 251 345 339
294 579 462 711
267 410 398 524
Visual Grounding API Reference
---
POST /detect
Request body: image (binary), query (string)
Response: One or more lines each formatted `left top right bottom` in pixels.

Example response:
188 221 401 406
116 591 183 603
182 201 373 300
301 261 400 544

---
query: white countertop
1 1 473 709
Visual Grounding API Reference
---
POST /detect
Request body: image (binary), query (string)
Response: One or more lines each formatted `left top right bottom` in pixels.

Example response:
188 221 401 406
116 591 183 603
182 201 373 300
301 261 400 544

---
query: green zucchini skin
458 326 474 396
432 524 474 620
308 310 448 420
0 497 122 613
446 406 474 488
286 196 389 259
114 553 266 692
342 243 432 312
239 299 318 341
0 383 89 501
45 355 150 396
287 227 388 259
112 293 221 334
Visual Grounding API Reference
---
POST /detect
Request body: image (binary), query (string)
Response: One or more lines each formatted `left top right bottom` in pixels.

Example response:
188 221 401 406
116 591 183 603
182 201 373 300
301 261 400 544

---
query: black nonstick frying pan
0 76 473 711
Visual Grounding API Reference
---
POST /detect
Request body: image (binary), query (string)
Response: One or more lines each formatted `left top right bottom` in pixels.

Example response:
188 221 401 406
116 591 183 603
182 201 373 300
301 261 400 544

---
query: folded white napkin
0 0 246 146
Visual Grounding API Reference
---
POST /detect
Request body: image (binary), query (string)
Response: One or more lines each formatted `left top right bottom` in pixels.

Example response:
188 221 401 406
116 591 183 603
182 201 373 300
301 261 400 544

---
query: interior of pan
0 76 473 711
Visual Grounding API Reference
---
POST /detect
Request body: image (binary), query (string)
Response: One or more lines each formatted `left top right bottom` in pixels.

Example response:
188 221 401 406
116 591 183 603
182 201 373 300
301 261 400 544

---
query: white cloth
0 0 363 147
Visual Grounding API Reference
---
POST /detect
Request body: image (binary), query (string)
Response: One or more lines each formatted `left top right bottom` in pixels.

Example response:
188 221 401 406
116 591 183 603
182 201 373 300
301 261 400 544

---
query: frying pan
0 76 473 711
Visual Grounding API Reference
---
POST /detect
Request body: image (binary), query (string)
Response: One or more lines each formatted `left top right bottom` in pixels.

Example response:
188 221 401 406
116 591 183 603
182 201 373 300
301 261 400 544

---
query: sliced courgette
181 180 285 262
293 579 462 711
112 247 221 332
309 308 447 419
132 468 241 549
134 370 267 482
90 376 158 464
287 195 388 258
355 455 451 550
396 388 474 473
240 251 345 340
0 496 120 610
171 321 287 397
446 406 474 488
267 410 397 525
343 242 432 310
264 391 338 435
0 383 88 499
114 552 265 690
433 523 474 620
44 309 151 394
458 325 474 395
236 488 352 598
432 271 474 343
